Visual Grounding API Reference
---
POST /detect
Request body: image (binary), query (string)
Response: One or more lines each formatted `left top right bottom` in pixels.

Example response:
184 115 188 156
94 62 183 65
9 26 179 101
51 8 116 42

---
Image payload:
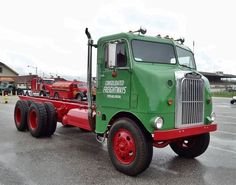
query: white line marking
151 164 178 175
212 97 231 99
216 112 236 115
216 131 236 136
216 115 236 119
214 105 230 108
209 146 236 155
217 121 236 125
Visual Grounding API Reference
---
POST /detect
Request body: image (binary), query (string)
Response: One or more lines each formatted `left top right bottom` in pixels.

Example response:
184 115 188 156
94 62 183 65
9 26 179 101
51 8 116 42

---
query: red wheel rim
15 107 22 126
29 109 37 130
113 129 136 164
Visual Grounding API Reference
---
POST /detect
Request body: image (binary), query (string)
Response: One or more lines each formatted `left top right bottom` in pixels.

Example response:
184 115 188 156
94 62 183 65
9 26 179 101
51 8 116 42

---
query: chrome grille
175 72 204 128
181 78 204 125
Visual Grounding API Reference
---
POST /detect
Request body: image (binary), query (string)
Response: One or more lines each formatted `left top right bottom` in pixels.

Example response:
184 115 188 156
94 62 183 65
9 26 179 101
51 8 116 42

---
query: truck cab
31 77 55 96
95 32 214 134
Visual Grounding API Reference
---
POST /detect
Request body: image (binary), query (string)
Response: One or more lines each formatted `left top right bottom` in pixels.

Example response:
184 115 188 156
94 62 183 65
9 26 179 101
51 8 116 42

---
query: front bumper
153 124 217 141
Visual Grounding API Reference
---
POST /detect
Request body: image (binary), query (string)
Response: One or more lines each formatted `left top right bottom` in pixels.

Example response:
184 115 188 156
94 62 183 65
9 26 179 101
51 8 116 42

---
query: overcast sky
0 0 235 80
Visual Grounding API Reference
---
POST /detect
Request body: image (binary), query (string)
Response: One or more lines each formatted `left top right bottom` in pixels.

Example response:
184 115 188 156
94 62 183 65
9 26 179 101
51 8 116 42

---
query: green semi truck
14 27 217 176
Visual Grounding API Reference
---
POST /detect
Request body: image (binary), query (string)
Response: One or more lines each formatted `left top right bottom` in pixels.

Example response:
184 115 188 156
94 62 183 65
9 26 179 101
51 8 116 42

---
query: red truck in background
31 77 55 96
50 81 87 101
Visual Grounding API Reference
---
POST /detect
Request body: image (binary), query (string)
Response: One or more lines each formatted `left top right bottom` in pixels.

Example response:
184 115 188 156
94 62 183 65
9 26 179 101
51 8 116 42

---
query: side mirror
108 43 117 68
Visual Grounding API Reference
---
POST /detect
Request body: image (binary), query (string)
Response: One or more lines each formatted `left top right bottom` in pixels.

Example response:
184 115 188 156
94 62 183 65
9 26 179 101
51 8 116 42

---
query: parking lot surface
0 96 235 185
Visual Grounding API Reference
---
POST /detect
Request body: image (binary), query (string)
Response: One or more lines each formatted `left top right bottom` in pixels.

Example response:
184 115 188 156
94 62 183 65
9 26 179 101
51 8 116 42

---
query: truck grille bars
181 78 204 125
175 72 204 128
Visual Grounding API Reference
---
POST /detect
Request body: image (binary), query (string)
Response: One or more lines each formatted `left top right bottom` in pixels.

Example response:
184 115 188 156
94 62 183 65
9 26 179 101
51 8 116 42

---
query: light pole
27 65 38 75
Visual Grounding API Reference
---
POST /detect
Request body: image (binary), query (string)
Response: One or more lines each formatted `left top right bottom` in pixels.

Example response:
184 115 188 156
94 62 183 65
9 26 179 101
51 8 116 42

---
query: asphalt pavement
0 96 235 185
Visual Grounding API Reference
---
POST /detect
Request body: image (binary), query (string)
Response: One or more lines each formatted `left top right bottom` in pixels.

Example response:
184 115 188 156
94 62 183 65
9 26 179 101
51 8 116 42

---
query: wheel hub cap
16 107 22 126
29 110 38 130
113 129 136 164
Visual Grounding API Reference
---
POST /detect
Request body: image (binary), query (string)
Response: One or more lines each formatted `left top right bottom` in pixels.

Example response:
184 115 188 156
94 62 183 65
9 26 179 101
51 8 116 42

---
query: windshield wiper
179 64 191 69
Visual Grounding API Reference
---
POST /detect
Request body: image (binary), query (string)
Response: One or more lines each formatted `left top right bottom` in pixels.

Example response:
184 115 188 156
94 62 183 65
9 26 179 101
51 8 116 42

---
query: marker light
167 98 173 105
207 97 212 104
210 112 216 122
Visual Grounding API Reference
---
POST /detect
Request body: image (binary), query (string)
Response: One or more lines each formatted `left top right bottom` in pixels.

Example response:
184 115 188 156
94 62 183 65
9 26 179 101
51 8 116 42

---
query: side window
104 45 108 68
116 43 127 67
0 67 2 73
104 42 127 68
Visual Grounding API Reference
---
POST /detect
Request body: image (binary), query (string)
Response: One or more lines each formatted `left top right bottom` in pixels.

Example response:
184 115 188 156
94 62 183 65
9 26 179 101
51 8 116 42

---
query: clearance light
167 98 173 105
112 70 117 78
210 112 216 122
207 97 212 104
154 117 163 129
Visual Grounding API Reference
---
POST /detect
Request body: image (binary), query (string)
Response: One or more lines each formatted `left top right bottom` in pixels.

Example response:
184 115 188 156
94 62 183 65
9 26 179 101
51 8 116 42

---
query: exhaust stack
85 28 95 131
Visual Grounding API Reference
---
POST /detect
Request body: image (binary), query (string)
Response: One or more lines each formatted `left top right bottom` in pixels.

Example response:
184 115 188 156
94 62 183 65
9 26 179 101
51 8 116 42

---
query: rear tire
39 91 46 97
80 128 89 132
14 100 29 131
170 133 210 158
26 100 33 107
107 118 153 176
28 103 47 138
54 92 59 99
230 100 235 104
76 94 82 101
43 102 57 137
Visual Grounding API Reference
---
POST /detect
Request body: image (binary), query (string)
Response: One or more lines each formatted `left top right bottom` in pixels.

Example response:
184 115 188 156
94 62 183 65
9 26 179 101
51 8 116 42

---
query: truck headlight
210 112 216 122
154 117 163 129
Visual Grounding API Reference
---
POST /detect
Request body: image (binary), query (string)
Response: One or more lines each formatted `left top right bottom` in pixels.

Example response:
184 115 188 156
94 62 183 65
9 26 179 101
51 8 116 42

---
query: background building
1 61 236 93
0 62 19 94
200 71 236 92
0 62 19 77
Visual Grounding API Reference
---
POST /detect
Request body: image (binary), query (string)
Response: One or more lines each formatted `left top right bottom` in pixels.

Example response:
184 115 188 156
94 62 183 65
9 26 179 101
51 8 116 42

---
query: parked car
230 96 236 104
0 84 16 95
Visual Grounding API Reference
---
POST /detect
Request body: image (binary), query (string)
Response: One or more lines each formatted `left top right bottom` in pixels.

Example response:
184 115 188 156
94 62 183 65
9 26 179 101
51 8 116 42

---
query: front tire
107 118 153 176
76 93 83 101
39 91 46 97
54 92 59 99
170 133 210 158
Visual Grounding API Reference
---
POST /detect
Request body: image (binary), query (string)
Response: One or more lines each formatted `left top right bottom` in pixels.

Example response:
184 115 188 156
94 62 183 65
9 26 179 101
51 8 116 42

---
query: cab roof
97 32 192 52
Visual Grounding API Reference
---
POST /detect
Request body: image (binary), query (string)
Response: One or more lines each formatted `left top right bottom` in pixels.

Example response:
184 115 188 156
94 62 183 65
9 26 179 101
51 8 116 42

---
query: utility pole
193 41 195 53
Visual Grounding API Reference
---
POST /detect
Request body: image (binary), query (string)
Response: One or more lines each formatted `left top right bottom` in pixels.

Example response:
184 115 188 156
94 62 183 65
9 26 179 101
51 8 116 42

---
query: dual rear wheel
14 100 57 138
14 100 211 176
14 100 29 131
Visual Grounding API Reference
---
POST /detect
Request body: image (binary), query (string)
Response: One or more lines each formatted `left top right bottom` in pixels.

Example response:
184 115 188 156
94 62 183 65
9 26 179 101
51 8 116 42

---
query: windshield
132 40 176 64
43 80 54 85
176 47 196 69
77 83 87 88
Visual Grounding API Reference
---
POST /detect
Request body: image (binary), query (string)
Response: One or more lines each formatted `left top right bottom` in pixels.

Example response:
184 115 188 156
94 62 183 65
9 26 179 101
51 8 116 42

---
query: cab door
97 41 131 109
